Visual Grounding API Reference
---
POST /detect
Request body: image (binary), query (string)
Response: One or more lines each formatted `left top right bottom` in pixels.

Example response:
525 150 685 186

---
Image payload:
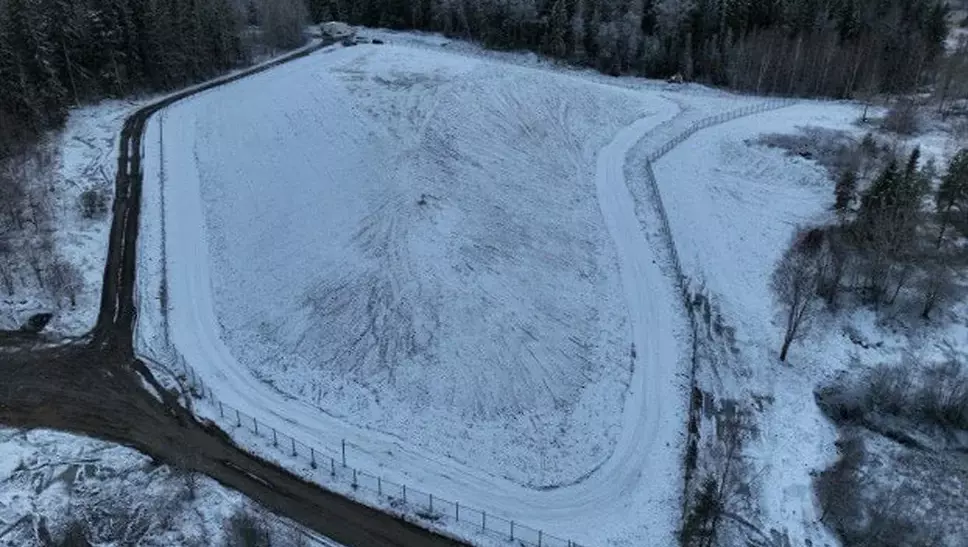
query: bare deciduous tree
772 229 827 362
24 235 54 288
47 258 83 308
0 237 15 296
919 257 959 320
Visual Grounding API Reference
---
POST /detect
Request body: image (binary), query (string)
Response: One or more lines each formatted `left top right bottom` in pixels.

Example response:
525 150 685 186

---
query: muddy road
1 41 466 547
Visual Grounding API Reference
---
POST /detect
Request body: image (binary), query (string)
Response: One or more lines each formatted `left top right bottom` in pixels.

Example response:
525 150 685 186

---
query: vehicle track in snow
145 41 797 544
153 62 708 543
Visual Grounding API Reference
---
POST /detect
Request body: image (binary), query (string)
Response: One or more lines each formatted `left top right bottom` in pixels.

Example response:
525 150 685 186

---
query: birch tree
772 229 827 362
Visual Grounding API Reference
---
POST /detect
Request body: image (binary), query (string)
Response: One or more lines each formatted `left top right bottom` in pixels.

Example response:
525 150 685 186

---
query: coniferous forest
0 0 954 155
311 0 949 98
0 0 309 156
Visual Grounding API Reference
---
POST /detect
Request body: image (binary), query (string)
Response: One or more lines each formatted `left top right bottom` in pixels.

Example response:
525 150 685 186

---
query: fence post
378 477 382 497
310 447 316 469
539 530 543 547
510 521 515 541
272 429 278 447
235 409 241 427
403 484 407 504
352 469 357 489
291 438 296 457
218 402 223 418
429 494 433 513
482 511 486 531
341 439 346 467
253 417 258 435
330 457 335 478
455 502 459 522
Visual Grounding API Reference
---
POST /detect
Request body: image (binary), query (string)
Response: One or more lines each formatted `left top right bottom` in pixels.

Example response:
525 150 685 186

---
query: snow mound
174 44 661 485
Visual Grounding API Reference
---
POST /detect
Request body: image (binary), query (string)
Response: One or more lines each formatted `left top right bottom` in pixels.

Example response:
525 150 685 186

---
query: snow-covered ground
647 103 862 545
0 428 330 547
0 101 138 335
134 39 717 545
169 43 649 487
648 100 968 543
131 28 968 546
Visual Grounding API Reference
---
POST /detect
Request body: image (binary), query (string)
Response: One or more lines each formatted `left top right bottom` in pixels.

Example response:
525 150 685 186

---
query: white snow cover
136 41 704 545
126 26 968 547
648 102 891 544
0 428 335 546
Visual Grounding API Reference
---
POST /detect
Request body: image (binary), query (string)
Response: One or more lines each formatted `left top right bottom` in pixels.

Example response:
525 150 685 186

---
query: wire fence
640 98 798 286
174 363 586 547
159 97 799 547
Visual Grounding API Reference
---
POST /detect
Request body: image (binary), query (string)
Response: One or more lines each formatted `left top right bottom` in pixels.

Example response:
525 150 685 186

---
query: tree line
0 0 309 157
309 0 948 98
774 134 968 361
0 0 306 328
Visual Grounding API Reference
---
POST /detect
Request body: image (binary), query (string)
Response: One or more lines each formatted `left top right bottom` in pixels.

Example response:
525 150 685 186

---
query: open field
136 40 696 545
130 31 967 545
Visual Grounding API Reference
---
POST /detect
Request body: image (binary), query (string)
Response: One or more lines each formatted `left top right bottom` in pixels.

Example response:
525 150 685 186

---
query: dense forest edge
0 0 308 157
312 0 950 99
0 0 308 320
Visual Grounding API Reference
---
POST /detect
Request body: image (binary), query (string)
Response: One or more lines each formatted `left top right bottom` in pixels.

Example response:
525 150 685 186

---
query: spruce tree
937 148 968 245
835 169 857 217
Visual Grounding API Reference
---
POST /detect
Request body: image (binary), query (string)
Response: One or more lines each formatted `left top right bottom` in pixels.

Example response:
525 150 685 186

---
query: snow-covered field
131 29 968 546
135 39 706 545
194 46 646 486
0 428 328 547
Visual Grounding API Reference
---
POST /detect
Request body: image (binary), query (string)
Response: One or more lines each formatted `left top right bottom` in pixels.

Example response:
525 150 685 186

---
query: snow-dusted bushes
226 510 272 547
819 360 968 433
815 428 967 547
881 99 922 136
78 187 109 220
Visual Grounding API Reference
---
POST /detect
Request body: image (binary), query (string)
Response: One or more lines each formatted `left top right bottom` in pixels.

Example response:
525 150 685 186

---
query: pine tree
3 0 69 128
834 169 857 217
544 0 569 58
861 159 901 219
937 148 968 246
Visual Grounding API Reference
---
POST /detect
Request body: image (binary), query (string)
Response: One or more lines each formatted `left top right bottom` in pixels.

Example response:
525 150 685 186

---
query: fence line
640 98 798 286
158 97 798 547
171 360 585 547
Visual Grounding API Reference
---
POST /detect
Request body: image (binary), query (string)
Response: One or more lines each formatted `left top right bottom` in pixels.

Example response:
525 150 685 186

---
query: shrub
679 475 721 547
225 510 271 547
43 519 92 547
882 100 920 135
820 361 968 432
815 433 864 531
79 187 109 220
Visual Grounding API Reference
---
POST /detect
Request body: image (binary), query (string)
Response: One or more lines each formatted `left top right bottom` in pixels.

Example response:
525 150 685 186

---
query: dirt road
1 41 467 547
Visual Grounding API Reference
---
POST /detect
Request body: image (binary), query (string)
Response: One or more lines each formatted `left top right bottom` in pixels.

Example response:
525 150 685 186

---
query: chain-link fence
156 96 801 547
174 365 586 547
640 98 798 286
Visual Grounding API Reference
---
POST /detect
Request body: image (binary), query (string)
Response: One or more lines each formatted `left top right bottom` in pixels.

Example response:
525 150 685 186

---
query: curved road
151 46 692 545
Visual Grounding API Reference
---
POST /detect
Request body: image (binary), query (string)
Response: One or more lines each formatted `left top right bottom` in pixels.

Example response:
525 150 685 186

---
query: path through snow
132 43 752 545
